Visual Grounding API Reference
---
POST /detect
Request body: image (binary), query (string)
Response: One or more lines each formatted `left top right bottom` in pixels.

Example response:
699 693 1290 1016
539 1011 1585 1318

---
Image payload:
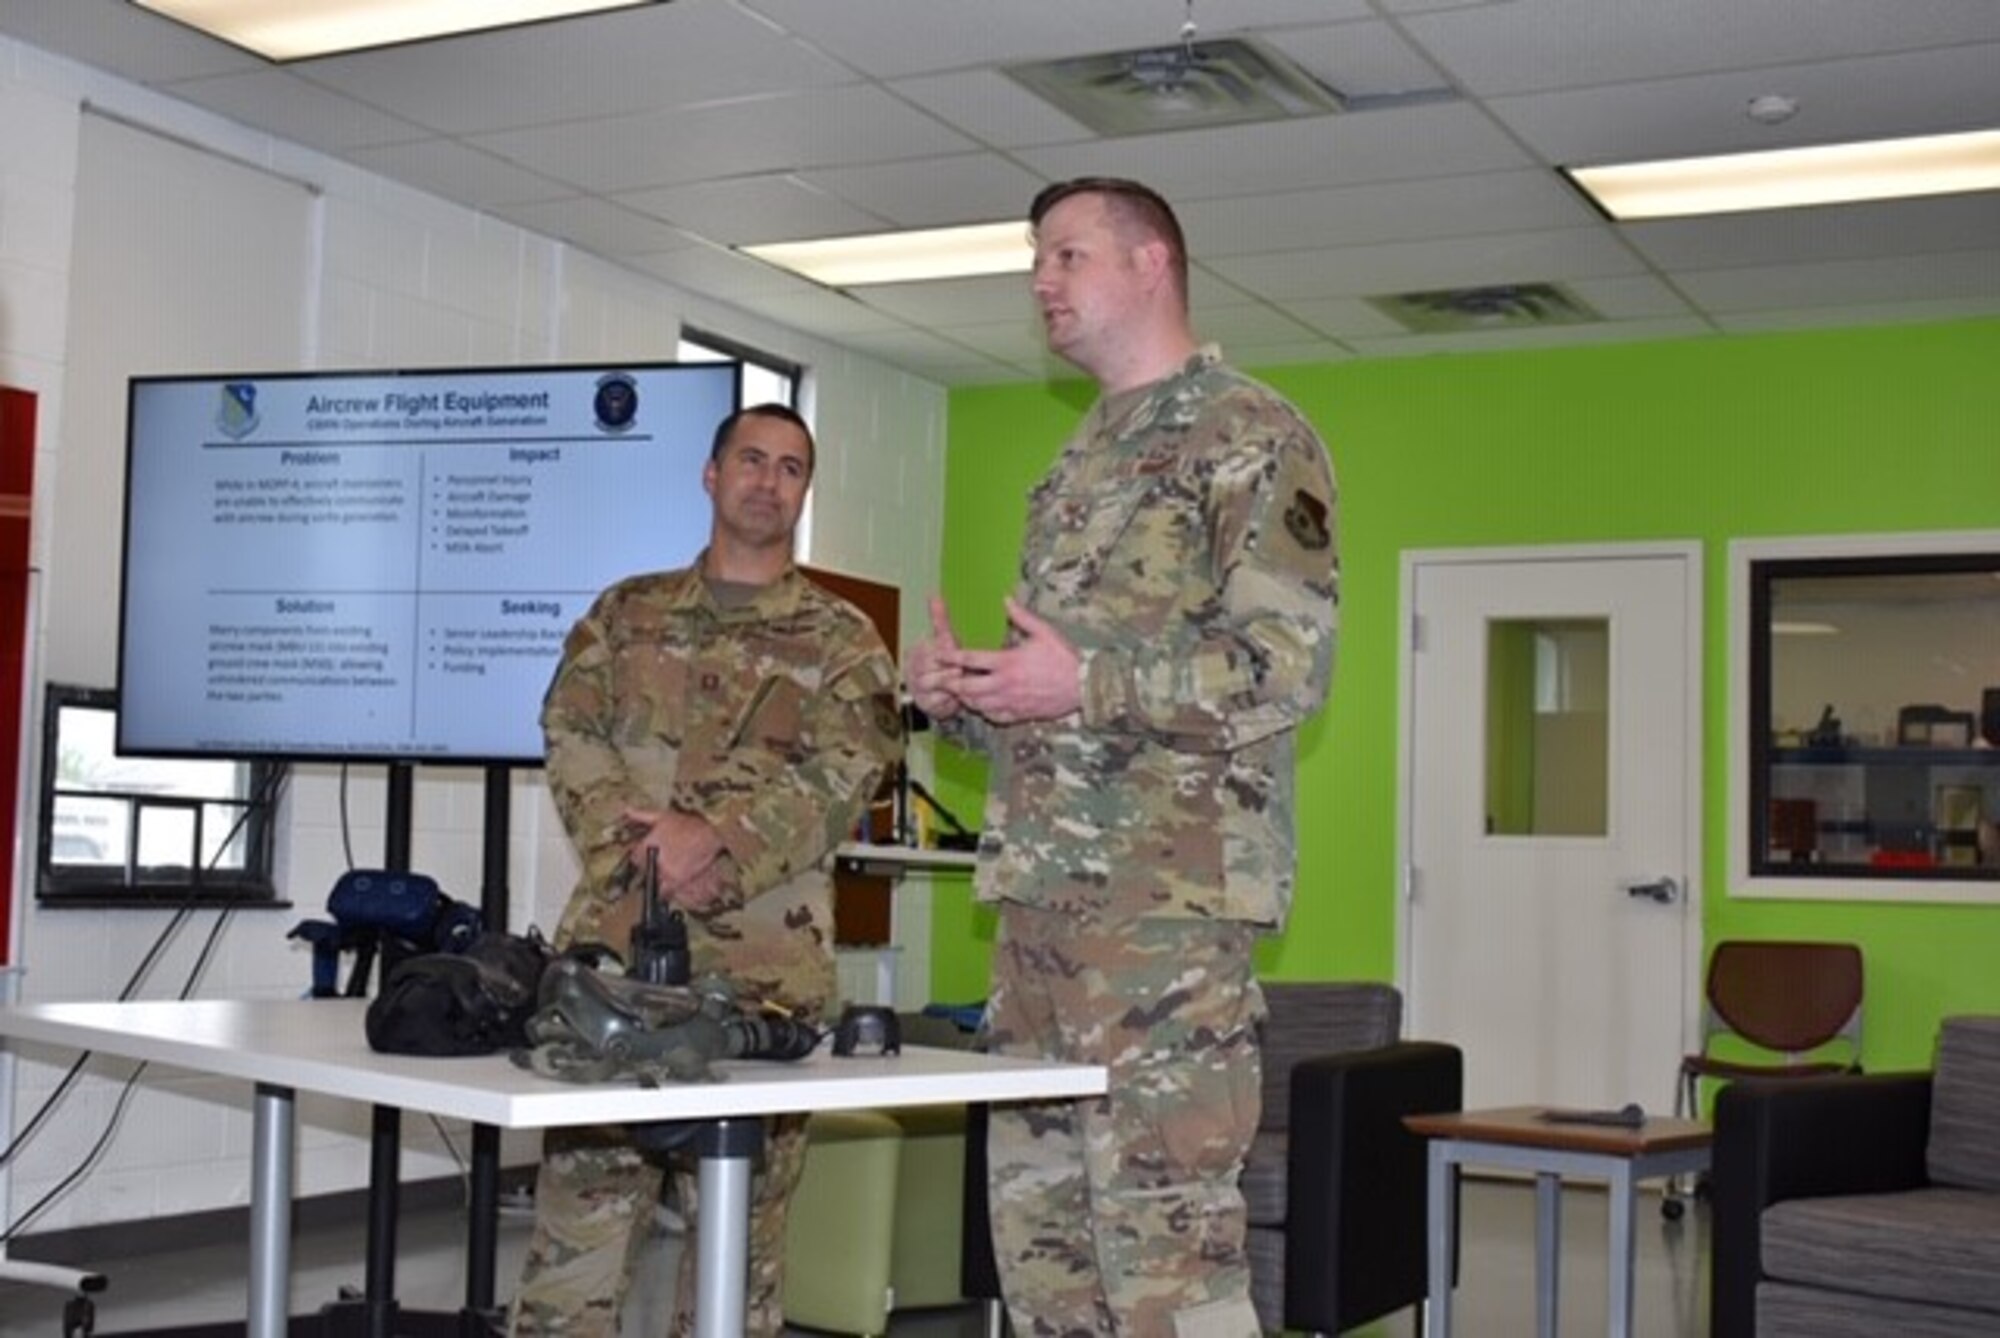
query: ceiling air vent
1004 38 1346 136
1370 283 1603 334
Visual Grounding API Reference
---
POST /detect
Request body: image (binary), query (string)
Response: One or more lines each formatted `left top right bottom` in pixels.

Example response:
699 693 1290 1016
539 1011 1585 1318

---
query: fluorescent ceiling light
1772 621 1841 636
131 0 657 61
744 222 1032 288
1566 128 2000 221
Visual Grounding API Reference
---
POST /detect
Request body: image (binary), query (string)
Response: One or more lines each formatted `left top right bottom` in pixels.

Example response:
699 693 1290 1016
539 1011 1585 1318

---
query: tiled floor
0 1179 1709 1336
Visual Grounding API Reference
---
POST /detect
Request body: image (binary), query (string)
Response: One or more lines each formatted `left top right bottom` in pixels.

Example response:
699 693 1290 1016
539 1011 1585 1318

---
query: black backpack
365 928 554 1057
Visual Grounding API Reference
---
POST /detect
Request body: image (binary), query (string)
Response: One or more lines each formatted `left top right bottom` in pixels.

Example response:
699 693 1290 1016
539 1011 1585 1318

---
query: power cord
338 762 357 871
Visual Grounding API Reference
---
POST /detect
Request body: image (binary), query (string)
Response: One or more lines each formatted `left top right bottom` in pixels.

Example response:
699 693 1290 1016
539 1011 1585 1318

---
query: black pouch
365 929 553 1057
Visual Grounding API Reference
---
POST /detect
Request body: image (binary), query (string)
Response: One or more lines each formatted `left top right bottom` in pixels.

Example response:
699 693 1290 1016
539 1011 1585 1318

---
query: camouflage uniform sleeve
699 624 904 898
540 590 652 897
1078 411 1338 753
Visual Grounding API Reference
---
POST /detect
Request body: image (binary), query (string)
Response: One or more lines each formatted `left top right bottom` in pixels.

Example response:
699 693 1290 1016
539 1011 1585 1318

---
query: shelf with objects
1736 534 2000 898
830 759 978 1008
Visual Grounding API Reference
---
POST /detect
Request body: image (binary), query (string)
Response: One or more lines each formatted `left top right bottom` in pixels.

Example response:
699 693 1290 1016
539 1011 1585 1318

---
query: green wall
929 317 2000 1072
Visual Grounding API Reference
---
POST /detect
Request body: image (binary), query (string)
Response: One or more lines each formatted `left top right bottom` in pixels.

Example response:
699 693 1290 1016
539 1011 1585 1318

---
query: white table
0 998 1105 1338
1405 1107 1712 1338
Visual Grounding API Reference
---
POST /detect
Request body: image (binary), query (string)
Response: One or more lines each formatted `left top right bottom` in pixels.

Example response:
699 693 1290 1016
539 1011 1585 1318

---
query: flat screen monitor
117 361 741 765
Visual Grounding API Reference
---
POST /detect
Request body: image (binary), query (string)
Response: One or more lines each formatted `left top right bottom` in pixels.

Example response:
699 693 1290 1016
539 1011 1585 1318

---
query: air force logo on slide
217 382 261 440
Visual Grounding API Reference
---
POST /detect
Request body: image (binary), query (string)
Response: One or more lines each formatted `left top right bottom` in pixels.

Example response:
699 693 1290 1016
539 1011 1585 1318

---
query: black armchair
1245 983 1462 1335
1278 1039 1463 1334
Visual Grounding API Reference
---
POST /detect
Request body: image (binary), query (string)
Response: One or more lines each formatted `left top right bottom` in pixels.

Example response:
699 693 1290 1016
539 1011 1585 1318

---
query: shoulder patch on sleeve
1283 488 1331 552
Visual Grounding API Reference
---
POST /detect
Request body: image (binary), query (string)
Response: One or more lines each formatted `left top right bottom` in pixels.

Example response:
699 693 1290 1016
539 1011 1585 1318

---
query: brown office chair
1665 939 1863 1218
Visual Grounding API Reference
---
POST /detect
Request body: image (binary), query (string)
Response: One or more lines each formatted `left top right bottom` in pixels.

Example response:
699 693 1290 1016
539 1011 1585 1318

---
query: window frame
1729 531 2000 903
679 328 802 405
36 683 284 907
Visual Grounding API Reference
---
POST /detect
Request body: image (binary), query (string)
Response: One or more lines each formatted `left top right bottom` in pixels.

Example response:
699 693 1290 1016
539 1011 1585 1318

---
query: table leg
1607 1160 1636 1338
467 1123 503 1312
249 1082 294 1338
1426 1142 1455 1338
1535 1171 1561 1338
366 1105 401 1338
692 1118 764 1338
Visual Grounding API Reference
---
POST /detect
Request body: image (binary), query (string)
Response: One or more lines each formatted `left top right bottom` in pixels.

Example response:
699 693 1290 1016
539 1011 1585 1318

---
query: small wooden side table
1404 1105 1711 1338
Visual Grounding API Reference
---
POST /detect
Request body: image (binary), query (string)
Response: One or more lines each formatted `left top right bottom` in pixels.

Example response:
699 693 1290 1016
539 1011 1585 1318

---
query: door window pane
1487 618 1609 836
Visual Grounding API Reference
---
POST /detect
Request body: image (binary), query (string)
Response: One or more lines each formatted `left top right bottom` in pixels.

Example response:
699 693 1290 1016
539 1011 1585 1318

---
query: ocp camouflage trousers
985 905 1267 1338
507 1114 808 1338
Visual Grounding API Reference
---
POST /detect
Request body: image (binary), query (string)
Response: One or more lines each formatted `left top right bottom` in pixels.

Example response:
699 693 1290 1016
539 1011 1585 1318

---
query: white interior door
1403 547 1700 1112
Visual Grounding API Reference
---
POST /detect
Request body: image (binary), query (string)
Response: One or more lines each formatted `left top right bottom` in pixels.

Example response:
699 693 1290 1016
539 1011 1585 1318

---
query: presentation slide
118 364 737 763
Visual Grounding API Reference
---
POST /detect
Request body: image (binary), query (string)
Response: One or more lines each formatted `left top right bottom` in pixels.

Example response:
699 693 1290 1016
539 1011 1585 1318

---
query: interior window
1750 555 2000 882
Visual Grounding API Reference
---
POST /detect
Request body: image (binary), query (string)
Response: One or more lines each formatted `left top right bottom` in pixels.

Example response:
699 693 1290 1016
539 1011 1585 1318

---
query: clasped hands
906 594 1081 726
621 807 728 911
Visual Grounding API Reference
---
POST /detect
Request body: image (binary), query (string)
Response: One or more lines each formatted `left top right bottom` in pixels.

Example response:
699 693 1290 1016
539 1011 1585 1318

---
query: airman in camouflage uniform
510 404 903 1338
909 179 1336 1338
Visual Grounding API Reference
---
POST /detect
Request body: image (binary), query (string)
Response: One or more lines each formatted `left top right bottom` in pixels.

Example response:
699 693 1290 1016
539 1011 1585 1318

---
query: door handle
1623 876 1679 905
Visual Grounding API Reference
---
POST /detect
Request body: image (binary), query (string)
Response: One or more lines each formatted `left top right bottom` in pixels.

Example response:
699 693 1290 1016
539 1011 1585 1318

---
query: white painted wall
0 34 946 1233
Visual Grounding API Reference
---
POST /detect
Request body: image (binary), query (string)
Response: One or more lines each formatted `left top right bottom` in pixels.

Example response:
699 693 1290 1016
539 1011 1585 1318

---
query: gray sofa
1713 1014 2000 1337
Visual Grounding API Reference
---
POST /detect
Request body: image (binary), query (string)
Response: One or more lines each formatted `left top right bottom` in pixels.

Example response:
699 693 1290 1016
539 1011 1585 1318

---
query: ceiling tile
1271 19 1457 100
1282 296 1415 339
1345 315 1712 358
885 70 1093 150
1014 101 1533 200
726 288 917 338
1625 195 2000 273
617 174 891 247
851 274 1034 326
1187 270 1262 309
824 324 1021 376
0 0 251 83
1562 274 1698 321
469 85 976 194
926 319 1049 363
623 242 820 302
1673 250 2000 313
1192 303 1323 345
1373 0 1521 12
742 0 1375 81
1713 295 2000 334
1207 227 1648 302
1180 170 1597 257
802 154 1049 230
488 196 692 257
1492 44 2000 166
345 139 575 210
165 69 431 152
296 2 854 135
3 0 1997 387
1399 0 2000 97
